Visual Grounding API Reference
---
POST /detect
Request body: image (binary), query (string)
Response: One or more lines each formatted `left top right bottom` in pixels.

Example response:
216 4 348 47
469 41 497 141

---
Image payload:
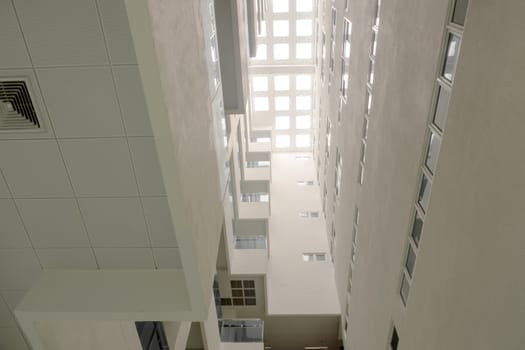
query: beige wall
317 0 525 349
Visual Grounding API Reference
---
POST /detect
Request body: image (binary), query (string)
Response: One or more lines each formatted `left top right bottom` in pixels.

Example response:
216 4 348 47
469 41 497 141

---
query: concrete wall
266 153 340 315
317 0 525 349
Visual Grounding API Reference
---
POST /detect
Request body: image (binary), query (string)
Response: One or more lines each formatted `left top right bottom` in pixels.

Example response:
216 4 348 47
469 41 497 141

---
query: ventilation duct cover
0 80 40 131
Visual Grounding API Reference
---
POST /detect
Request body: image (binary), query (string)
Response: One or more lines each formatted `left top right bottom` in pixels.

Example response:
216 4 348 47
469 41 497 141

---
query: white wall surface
266 153 340 315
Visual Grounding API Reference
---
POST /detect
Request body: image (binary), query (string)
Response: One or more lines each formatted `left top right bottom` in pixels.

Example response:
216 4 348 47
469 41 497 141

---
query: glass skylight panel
273 0 289 13
296 75 312 90
274 75 290 90
296 96 311 110
254 44 267 60
275 116 290 129
296 134 311 148
276 134 290 148
296 0 313 12
258 21 266 37
296 115 311 129
274 43 290 59
273 20 289 37
252 76 269 91
253 97 269 111
296 43 312 59
275 96 290 110
296 20 313 36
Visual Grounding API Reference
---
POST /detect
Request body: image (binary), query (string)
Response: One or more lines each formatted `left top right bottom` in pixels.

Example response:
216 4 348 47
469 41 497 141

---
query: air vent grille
0 80 40 130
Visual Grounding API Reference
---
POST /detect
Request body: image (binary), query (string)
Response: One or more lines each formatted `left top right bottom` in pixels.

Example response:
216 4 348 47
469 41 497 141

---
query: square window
244 289 256 297
296 0 312 12
232 298 244 306
411 211 424 247
302 253 314 261
276 135 290 148
275 96 290 110
230 280 242 288
273 0 289 12
405 244 416 277
275 116 290 129
274 75 290 90
315 253 326 261
252 76 268 91
296 96 311 110
296 134 311 148
296 75 312 90
253 97 269 111
296 43 312 59
425 132 441 174
232 289 243 297
274 43 290 59
220 298 232 306
296 20 313 36
243 280 255 288
400 275 410 305
433 85 450 131
442 33 461 82
296 116 311 129
452 0 469 26
273 20 289 37
417 174 431 213
245 298 257 306
254 44 267 60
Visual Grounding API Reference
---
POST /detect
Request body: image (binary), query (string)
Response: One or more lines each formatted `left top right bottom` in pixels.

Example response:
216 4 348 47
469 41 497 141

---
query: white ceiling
0 1 180 348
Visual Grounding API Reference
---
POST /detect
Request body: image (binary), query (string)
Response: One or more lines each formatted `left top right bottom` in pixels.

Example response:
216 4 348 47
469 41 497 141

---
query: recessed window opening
302 252 327 262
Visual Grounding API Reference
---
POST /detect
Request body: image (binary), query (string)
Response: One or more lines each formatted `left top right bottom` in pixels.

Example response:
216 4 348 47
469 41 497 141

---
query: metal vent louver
0 80 40 130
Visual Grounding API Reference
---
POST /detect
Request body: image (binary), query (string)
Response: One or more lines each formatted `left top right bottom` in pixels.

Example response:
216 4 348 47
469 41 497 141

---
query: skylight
276 134 290 148
273 20 289 37
273 0 289 13
276 116 290 129
253 76 269 91
274 44 290 59
296 20 313 36
296 43 312 59
296 134 311 148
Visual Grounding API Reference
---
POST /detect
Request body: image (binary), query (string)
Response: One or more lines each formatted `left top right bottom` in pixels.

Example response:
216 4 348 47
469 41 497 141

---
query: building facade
1 0 525 350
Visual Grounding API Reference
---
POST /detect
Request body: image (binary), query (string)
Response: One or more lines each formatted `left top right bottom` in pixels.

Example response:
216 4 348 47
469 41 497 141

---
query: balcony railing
241 193 269 203
246 160 270 168
234 235 267 249
218 319 264 343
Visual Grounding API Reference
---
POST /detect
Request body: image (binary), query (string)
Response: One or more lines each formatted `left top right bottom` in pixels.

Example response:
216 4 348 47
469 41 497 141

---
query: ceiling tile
0 199 31 248
79 197 149 247
37 67 124 138
97 0 137 64
13 0 108 66
128 138 166 196
95 248 155 268
36 248 97 269
0 249 41 290
153 248 183 268
0 296 16 327
142 197 177 247
0 173 10 198
16 199 90 248
0 140 73 198
0 327 30 350
112 66 153 136
0 1 31 68
59 138 138 197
